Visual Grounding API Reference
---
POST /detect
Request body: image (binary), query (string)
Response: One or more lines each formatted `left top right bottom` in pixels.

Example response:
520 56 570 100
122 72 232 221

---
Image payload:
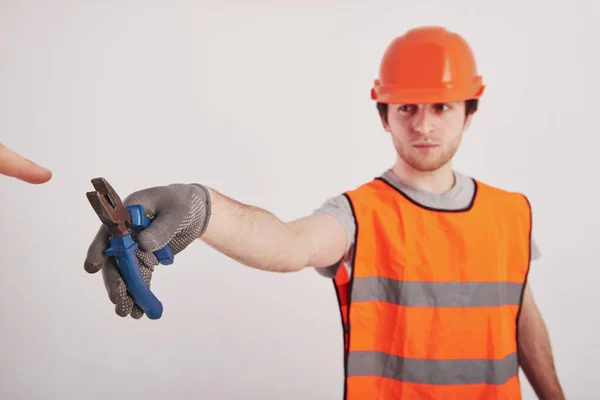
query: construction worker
84 26 565 399
0 143 52 184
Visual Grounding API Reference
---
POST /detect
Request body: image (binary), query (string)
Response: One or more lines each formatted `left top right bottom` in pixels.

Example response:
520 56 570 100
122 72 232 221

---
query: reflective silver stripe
351 277 524 307
348 351 519 385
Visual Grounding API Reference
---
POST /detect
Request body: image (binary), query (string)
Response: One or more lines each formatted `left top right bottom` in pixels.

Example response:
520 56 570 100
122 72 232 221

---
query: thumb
0 143 52 184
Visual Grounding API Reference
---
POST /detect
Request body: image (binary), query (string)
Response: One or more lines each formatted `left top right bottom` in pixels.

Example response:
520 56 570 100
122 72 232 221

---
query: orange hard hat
371 26 485 104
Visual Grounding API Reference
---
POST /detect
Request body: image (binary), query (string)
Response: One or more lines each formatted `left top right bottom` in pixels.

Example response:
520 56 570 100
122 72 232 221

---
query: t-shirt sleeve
530 236 542 261
311 194 356 278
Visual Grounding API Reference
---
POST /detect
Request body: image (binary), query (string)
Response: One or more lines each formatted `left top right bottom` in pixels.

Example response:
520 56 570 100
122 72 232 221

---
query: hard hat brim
371 79 485 105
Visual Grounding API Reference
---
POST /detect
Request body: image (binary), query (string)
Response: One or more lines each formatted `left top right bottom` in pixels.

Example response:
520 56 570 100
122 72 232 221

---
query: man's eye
435 103 450 111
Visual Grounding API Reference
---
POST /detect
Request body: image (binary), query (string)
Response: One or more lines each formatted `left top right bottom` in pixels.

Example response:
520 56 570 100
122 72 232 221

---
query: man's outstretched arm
518 283 565 399
201 187 348 273
85 182 349 318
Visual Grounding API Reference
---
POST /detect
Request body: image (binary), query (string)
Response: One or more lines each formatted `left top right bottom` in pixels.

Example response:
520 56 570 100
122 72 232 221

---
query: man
84 26 564 399
0 143 52 184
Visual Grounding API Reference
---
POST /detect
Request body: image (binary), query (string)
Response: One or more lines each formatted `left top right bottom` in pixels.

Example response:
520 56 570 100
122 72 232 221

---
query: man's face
382 101 473 172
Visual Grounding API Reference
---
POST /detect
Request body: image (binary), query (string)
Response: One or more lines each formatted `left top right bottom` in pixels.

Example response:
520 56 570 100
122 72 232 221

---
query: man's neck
391 160 456 194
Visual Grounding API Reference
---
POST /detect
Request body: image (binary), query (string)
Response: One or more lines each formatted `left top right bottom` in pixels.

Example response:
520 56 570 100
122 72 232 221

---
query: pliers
86 177 174 319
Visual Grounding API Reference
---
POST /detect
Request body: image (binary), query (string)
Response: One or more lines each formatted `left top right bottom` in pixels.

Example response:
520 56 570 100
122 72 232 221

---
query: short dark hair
376 99 479 124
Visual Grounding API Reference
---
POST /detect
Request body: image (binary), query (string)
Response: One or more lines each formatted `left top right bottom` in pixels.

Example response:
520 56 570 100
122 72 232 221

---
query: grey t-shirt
313 169 541 278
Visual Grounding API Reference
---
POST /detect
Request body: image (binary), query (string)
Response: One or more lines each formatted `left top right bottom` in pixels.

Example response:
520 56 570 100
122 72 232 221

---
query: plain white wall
1 0 598 398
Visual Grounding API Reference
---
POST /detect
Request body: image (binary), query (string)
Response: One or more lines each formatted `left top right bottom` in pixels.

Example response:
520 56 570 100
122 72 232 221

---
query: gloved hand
84 183 211 319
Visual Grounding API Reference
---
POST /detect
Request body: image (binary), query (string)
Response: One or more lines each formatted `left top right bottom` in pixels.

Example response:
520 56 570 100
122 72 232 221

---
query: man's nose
412 107 436 134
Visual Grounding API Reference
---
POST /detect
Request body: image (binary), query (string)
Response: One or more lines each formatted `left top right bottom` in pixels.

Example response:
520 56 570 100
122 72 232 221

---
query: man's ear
463 112 474 131
379 112 391 133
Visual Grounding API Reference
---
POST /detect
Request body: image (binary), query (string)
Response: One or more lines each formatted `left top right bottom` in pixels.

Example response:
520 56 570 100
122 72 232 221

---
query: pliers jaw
86 177 131 237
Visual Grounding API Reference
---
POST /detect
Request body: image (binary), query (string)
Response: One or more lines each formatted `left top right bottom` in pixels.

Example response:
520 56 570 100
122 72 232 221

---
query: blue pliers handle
86 178 174 320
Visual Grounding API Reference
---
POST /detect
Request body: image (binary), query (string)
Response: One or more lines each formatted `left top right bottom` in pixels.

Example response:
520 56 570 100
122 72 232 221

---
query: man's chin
403 156 449 172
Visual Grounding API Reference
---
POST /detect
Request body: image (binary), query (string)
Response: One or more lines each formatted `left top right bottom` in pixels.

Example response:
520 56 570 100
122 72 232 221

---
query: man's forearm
518 284 565 399
199 187 309 273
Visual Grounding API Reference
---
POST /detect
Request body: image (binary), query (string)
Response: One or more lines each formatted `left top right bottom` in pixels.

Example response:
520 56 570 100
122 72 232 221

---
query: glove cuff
190 183 212 238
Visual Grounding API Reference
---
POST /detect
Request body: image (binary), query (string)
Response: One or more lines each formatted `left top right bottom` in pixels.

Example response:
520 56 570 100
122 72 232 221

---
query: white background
1 0 598 399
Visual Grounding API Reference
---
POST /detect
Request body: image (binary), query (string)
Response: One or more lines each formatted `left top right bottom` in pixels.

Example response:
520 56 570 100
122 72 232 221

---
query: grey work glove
84 183 211 319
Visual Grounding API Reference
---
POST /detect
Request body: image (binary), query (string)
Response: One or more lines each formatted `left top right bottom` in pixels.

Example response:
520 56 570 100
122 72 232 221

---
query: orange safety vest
333 177 532 399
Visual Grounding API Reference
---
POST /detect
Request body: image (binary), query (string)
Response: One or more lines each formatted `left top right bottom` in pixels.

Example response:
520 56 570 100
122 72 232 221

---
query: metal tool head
86 177 131 237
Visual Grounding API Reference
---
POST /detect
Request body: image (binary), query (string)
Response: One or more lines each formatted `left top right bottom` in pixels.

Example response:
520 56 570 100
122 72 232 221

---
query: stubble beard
396 139 461 172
